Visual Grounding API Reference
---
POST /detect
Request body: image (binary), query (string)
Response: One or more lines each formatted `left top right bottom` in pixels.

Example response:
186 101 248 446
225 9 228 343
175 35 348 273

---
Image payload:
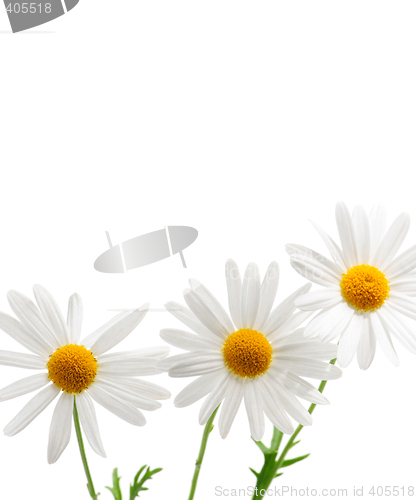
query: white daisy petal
93 379 161 411
240 263 261 329
4 384 60 436
0 350 46 369
244 379 265 441
258 378 294 434
401 269 416 279
286 244 343 276
265 311 313 345
98 356 162 377
356 316 376 370
169 353 224 378
82 311 130 348
264 375 312 426
175 372 223 408
47 392 73 464
262 283 311 336
90 305 149 356
124 346 170 359
225 259 242 329
100 377 170 400
199 372 233 425
33 285 69 346
381 305 416 354
157 353 196 372
273 357 342 380
7 291 60 350
310 220 348 270
389 276 416 296
335 201 358 268
189 279 235 334
302 310 325 339
318 306 354 343
283 372 329 405
372 213 410 269
289 254 341 287
389 292 416 321
184 289 229 339
337 313 363 368
88 385 146 426
304 302 354 343
164 302 214 340
0 373 50 402
274 341 337 361
369 204 387 259
76 391 106 457
218 378 244 438
268 311 314 342
295 289 342 311
277 328 309 345
98 347 169 362
371 312 399 366
385 245 416 281
0 311 52 356
160 328 219 352
253 261 279 331
352 205 371 265
67 293 83 344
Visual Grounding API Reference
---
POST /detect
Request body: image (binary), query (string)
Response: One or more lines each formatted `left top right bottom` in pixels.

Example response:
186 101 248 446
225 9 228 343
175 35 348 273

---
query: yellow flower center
222 329 273 378
340 264 390 312
47 344 98 394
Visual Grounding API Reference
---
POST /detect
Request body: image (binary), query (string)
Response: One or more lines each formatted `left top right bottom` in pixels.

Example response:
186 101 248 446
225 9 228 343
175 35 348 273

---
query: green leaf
249 467 259 478
132 466 147 485
281 453 310 468
275 473 283 478
252 438 270 455
106 468 122 500
129 465 162 500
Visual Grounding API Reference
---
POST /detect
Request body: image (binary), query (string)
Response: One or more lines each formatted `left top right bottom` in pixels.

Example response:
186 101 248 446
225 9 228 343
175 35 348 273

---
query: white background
1 2 416 499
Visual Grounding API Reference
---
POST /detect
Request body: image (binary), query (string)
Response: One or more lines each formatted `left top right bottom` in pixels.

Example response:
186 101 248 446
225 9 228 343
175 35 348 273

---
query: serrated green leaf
129 465 162 500
252 438 270 455
249 467 259 478
281 453 310 468
106 468 122 500
133 466 147 485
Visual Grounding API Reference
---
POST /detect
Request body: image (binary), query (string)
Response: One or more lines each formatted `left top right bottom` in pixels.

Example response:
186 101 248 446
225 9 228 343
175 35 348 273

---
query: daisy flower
286 202 416 369
159 260 341 441
0 285 170 464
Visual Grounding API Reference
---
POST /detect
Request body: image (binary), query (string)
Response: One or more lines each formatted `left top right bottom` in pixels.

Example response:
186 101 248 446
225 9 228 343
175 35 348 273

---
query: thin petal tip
138 302 151 312
188 278 202 290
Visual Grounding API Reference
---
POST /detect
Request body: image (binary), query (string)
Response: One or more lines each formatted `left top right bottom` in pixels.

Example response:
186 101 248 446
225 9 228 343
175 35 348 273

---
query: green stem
73 397 99 500
253 358 336 498
188 405 220 500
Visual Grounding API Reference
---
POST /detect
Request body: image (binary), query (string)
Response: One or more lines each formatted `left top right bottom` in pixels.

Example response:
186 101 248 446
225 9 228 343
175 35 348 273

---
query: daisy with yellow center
159 260 340 441
287 202 416 369
0 285 170 465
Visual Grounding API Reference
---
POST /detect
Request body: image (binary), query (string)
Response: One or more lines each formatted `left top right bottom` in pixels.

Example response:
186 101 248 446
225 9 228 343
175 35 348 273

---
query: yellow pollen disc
340 264 390 312
47 344 98 394
222 329 273 378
